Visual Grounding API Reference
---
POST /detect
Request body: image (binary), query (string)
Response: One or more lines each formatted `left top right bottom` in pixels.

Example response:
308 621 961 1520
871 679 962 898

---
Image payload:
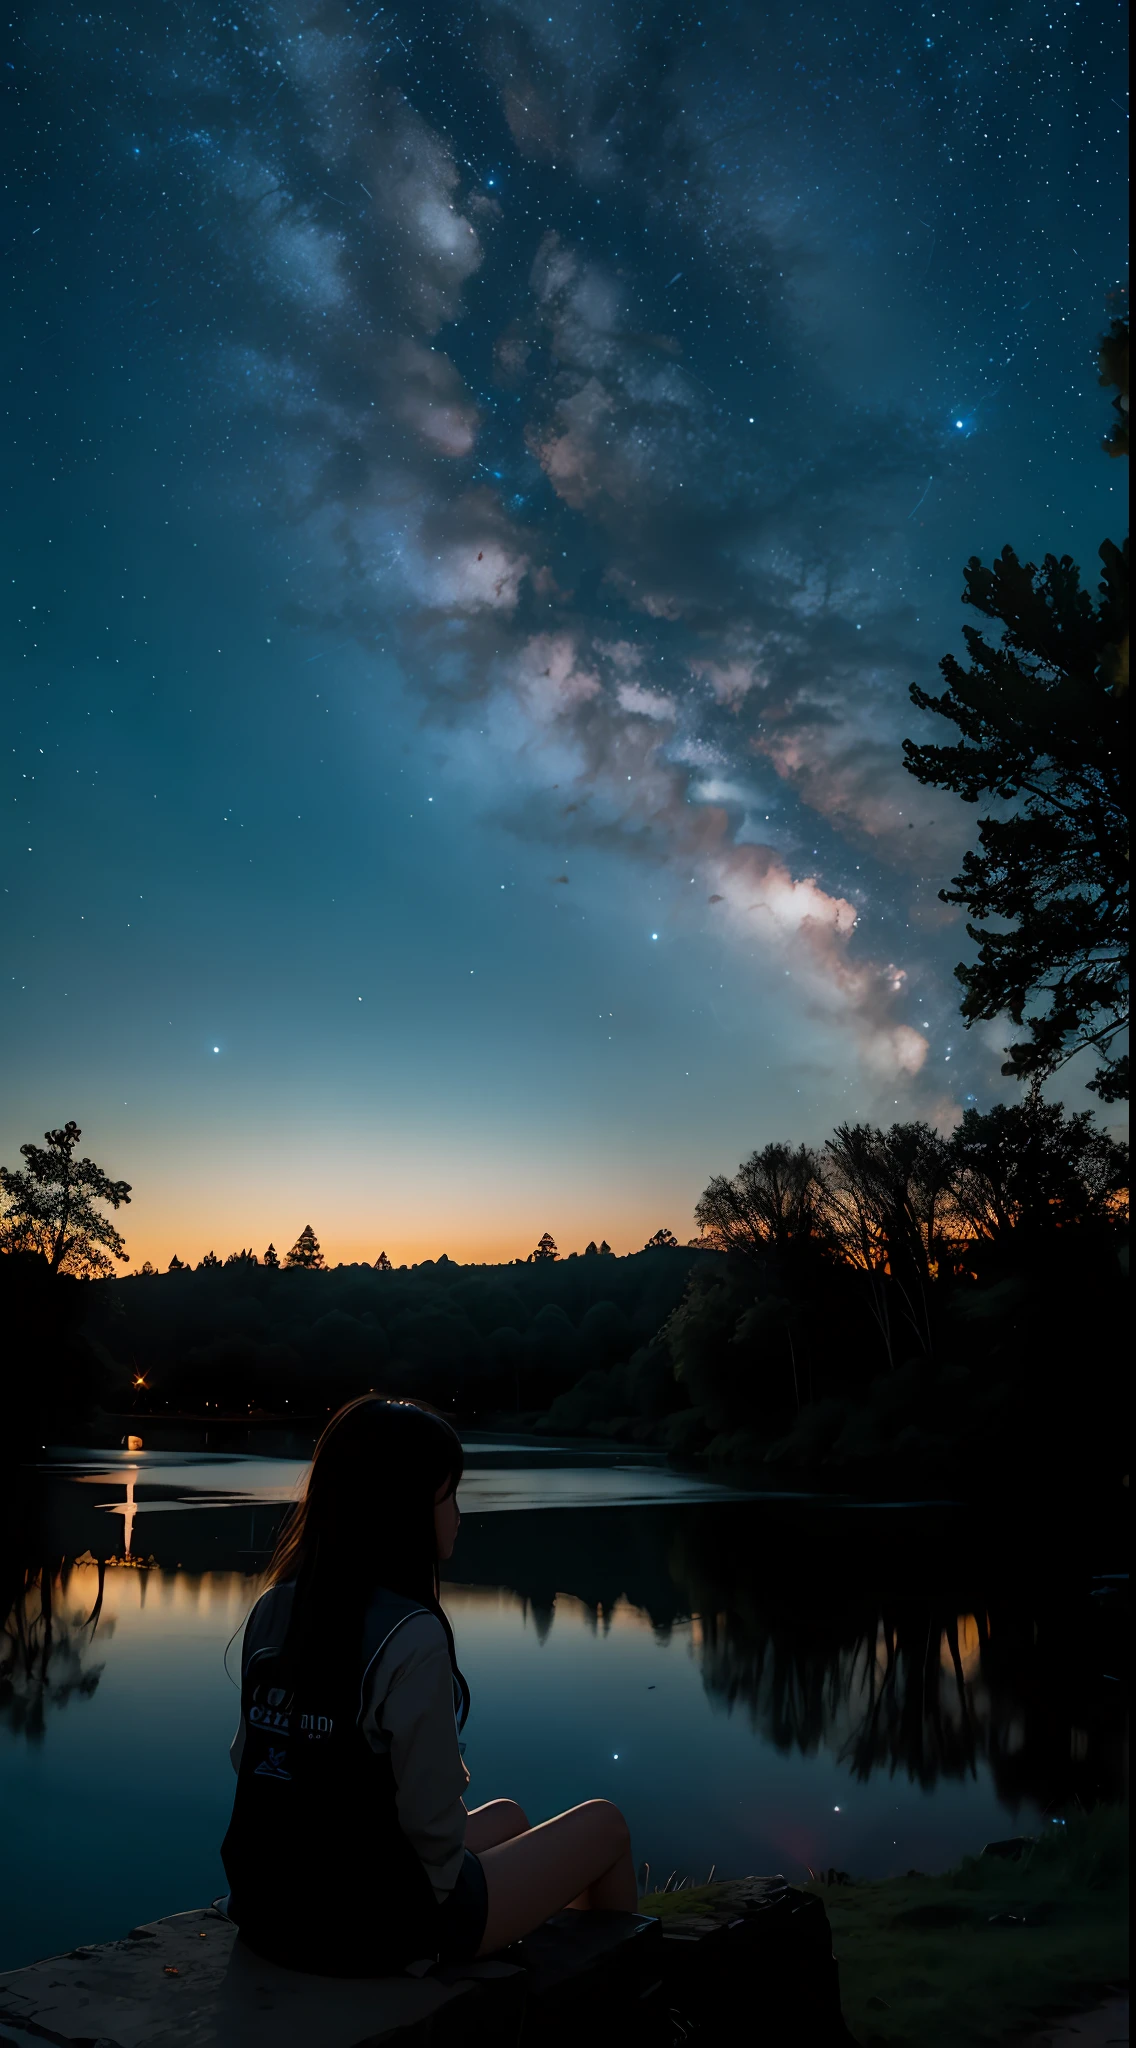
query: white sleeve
361 1614 470 1902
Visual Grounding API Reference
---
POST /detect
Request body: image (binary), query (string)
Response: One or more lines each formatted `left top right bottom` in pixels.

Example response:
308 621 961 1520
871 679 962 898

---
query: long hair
265 1397 467 1704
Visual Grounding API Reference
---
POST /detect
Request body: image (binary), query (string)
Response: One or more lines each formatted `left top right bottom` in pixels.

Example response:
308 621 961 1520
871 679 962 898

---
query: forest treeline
4 1093 1125 1492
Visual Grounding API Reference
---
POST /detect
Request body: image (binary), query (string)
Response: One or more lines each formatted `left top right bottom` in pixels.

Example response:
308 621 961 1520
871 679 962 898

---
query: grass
641 1807 1128 2047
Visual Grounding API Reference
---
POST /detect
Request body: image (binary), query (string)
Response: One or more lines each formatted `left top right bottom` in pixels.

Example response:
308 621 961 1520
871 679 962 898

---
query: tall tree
694 1143 829 1258
903 315 1129 1102
374 1250 393 1272
531 1232 559 1261
262 1243 280 1269
168 1254 185 1272
286 1224 324 1269
948 1092 1128 1243
824 1122 954 1365
644 1227 679 1248
0 1122 131 1276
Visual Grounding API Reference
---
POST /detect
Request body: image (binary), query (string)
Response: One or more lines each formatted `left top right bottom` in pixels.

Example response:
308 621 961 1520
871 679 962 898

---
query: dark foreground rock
0 1903 663 2048
0 1886 863 2046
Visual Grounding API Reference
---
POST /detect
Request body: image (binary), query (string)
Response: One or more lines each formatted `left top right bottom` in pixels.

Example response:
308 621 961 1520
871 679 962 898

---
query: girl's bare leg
476 1799 636 1955
464 1798 531 1853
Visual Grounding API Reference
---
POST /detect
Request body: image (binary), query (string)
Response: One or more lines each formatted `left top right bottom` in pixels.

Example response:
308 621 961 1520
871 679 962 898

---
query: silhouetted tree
584 1240 598 1256
532 1232 559 1262
199 1250 222 1270
168 1255 185 1272
903 316 1129 1101
695 1143 829 1258
375 1251 393 1271
286 1224 324 1269
949 1092 1129 1244
824 1122 954 1365
0 1122 131 1276
262 1243 280 1269
225 1249 259 1268
644 1228 679 1248
598 1240 613 1256
139 1261 156 1276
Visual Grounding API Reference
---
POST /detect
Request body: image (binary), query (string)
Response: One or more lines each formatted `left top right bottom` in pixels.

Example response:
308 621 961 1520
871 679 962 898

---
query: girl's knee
499 1798 531 1832
581 1798 630 1849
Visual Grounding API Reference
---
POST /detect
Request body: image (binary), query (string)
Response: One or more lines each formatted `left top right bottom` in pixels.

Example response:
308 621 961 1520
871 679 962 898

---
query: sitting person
221 1395 637 1974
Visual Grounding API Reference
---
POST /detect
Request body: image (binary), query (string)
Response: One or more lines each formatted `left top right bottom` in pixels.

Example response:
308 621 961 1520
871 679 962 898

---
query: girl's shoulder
362 1591 447 1671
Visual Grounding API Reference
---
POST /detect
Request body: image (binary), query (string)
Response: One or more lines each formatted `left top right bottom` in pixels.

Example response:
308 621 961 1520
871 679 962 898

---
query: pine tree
644 1227 678 1248
531 1232 559 1261
286 1224 324 1269
903 313 1129 1101
199 1250 221 1270
583 1240 598 1257
168 1254 184 1272
599 1239 613 1256
263 1243 280 1269
374 1250 393 1271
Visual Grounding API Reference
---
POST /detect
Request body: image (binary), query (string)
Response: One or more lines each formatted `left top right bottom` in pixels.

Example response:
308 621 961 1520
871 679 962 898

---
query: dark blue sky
2 0 1127 1264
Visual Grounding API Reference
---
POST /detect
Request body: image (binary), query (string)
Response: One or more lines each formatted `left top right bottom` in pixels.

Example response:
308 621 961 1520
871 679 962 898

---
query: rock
980 1836 1038 1860
0 1905 668 2048
0 1906 523 2048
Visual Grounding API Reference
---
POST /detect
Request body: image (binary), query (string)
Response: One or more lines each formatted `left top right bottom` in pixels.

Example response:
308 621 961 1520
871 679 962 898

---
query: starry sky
2 0 1127 1267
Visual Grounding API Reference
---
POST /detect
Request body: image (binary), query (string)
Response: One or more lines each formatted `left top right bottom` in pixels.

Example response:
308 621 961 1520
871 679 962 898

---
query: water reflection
2 1461 1127 1822
0 1562 109 1741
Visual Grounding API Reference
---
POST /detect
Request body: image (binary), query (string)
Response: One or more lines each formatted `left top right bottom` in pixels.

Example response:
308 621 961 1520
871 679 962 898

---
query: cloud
617 683 676 722
508 634 602 721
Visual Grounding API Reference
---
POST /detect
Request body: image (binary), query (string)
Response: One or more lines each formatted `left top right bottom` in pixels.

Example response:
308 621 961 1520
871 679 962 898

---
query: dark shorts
434 1850 489 1965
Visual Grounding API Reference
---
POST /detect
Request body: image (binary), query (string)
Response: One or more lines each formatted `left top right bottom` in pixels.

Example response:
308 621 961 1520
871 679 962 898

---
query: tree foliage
286 1224 324 1269
904 543 1129 1098
695 1143 829 1258
531 1232 559 1261
644 1227 679 1248
950 1093 1128 1241
0 1122 131 1277
903 315 1129 1101
692 1103 1127 1376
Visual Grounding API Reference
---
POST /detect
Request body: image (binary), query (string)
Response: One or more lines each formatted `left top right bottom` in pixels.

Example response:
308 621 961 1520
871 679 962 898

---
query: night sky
2 1 1127 1266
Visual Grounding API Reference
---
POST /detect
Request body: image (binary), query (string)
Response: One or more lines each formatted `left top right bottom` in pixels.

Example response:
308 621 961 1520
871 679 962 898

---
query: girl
222 1396 637 1974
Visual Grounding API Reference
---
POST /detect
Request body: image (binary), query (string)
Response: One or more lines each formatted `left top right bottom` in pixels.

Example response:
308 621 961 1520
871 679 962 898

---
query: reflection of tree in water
667 1509 1127 1813
449 1503 1125 1813
0 1558 110 1740
694 1600 988 1790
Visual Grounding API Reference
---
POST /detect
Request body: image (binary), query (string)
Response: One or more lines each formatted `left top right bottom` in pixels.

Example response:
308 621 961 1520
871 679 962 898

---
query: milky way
2 0 1126 1256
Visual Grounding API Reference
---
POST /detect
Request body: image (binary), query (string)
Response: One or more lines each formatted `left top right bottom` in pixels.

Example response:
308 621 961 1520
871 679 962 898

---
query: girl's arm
363 1614 470 1902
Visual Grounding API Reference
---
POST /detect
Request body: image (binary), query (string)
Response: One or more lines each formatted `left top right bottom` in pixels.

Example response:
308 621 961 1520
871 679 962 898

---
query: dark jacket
221 1581 470 1974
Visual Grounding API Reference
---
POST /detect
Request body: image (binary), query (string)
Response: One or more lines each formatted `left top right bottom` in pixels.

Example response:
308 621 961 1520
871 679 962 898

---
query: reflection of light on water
81 1466 140 1557
120 1469 137 1556
940 1614 983 1682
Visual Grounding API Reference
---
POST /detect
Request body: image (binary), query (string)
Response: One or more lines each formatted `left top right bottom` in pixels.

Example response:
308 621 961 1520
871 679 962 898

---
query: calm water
1 1442 1126 1971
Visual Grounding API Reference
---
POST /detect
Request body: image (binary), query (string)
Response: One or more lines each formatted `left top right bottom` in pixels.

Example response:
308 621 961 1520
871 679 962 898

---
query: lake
0 1439 1126 1971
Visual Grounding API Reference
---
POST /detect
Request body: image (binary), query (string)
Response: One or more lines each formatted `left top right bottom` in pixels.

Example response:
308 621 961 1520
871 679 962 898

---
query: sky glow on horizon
1 0 1126 1269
